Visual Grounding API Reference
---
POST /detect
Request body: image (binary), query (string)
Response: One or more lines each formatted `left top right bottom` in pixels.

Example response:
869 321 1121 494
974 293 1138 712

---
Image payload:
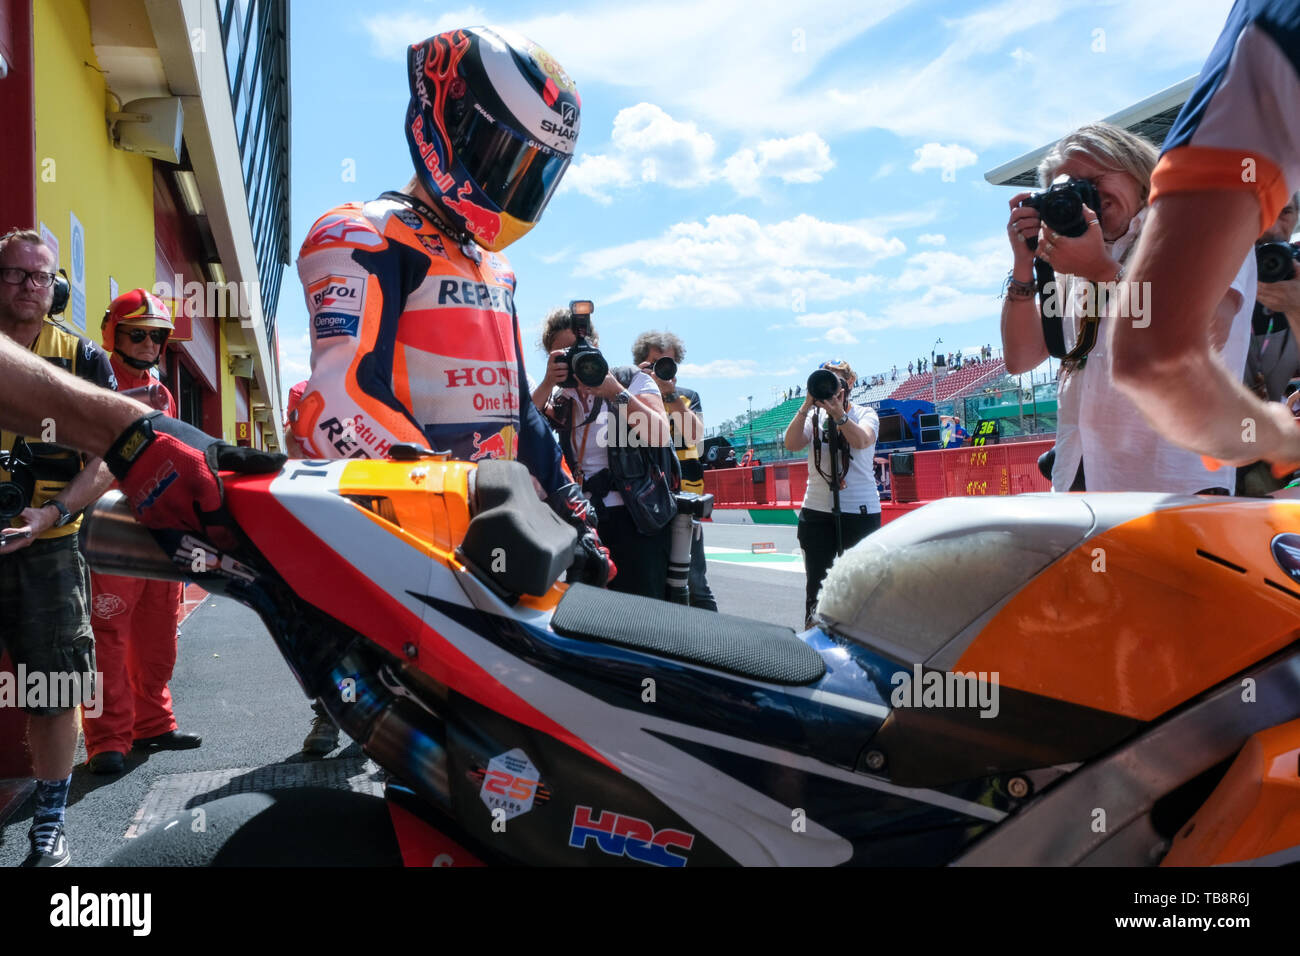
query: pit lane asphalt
0 533 806 867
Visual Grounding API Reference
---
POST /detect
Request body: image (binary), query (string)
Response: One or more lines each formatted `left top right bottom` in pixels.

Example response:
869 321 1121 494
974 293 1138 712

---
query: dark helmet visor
448 103 572 224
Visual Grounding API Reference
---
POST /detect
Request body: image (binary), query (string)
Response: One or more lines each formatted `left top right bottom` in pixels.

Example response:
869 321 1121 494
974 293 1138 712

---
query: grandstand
887 357 1007 402
717 355 1023 461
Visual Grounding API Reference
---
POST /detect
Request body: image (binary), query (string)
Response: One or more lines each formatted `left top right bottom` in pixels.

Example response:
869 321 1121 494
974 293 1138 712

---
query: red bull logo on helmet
469 424 517 461
443 181 503 247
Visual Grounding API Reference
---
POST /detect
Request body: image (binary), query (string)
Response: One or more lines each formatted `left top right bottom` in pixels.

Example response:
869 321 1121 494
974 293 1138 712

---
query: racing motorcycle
82 452 1300 866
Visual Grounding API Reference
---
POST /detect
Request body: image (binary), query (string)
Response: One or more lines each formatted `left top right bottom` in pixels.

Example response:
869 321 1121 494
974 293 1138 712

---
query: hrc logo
568 806 694 867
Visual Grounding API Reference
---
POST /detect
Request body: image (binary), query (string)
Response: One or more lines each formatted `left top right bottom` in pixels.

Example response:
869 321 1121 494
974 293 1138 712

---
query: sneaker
20 820 69 867
302 712 340 755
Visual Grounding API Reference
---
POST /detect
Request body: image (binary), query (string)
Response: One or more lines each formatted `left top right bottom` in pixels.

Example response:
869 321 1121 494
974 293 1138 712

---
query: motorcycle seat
551 583 826 685
460 460 578 597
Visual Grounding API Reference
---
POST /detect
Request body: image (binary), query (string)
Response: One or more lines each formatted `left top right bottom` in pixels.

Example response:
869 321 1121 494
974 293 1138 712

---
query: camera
560 299 609 388
1019 176 1102 244
1256 240 1300 284
807 368 845 402
645 356 677 381
0 440 36 521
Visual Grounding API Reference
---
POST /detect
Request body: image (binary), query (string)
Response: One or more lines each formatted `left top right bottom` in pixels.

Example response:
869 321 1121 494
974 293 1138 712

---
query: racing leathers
290 191 610 584
84 355 186 758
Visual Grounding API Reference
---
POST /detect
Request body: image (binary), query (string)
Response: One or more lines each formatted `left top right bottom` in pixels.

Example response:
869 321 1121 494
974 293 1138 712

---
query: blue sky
281 0 1236 426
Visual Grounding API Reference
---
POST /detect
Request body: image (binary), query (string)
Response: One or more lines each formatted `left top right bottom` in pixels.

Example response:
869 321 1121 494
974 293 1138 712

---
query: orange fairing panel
956 501 1300 720
1162 718 1300 866
336 460 475 562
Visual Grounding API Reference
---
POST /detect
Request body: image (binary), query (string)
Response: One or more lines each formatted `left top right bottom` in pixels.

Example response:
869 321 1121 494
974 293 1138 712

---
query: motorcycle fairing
1161 716 1300 866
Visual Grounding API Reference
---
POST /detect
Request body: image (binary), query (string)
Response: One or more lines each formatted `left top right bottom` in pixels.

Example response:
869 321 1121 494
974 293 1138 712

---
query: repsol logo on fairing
540 118 577 141
444 364 517 388
436 279 514 313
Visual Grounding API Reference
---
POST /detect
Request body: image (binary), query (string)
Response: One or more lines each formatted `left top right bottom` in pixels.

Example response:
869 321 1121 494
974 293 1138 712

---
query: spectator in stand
908 361 914 375
783 359 880 628
84 291 200 776
1002 122 1254 493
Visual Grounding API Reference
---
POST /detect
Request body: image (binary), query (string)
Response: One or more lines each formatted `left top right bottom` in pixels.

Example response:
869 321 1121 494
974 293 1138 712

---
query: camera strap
1036 258 1100 363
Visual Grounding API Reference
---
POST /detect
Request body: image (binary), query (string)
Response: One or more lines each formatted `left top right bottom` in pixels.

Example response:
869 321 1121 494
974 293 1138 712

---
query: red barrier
705 440 1054 508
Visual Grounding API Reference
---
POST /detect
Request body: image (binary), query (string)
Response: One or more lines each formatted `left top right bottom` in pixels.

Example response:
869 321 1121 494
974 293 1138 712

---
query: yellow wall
34 0 155 340
219 320 238 442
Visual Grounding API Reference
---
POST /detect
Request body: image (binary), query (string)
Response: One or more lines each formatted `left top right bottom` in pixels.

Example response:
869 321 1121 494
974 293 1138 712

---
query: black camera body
1019 176 1102 243
0 439 36 520
807 368 845 402
560 299 609 389
1256 240 1300 284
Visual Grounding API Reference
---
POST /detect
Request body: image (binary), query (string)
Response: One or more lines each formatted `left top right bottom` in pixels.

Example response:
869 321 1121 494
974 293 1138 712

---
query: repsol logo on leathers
436 279 514 313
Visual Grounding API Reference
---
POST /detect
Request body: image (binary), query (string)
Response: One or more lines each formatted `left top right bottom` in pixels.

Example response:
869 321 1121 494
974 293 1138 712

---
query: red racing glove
104 412 285 556
546 481 616 587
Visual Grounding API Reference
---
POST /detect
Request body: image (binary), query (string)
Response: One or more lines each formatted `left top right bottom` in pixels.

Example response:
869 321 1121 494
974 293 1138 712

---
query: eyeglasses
0 267 58 288
121 328 169 345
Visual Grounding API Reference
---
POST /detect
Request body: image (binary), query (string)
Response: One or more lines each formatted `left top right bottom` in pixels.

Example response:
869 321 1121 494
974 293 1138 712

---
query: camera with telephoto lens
807 368 845 402
0 439 36 521
647 356 677 381
560 299 609 388
1256 241 1300 284
1019 176 1103 245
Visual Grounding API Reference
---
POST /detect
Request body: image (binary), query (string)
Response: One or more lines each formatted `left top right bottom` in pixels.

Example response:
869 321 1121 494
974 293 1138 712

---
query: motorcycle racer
288 26 611 584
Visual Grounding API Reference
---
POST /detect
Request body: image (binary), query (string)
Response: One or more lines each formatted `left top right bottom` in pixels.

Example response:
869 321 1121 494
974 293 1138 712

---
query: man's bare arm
1113 190 1300 467
0 333 148 456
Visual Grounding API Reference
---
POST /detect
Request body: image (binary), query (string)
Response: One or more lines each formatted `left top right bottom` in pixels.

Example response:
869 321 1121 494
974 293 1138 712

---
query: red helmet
101 289 174 351
405 27 580 251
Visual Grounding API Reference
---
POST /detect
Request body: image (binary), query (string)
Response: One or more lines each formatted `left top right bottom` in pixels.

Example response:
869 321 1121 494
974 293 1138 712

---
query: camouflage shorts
0 533 96 715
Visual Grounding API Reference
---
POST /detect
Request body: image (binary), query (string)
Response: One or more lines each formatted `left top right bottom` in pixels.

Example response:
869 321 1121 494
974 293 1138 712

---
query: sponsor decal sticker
568 806 694 867
308 274 365 314
418 233 448 260
306 214 385 249
471 748 550 820
314 311 359 339
394 209 423 230
1270 533 1300 584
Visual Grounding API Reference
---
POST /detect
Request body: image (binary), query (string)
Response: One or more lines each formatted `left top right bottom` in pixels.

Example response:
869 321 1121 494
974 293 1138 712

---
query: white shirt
1078 256 1255 495
801 404 881 514
563 371 662 508
1050 209 1256 493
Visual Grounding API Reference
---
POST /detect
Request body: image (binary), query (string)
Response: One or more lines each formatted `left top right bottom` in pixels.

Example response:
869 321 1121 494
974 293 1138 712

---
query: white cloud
910 142 979 177
360 0 1232 151
892 239 1007 293
562 153 636 205
917 233 946 246
575 213 903 311
825 326 859 345
611 103 716 186
722 133 835 196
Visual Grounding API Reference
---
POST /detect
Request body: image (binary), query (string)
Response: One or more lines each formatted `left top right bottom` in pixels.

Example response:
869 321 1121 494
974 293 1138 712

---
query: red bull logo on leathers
469 424 517 461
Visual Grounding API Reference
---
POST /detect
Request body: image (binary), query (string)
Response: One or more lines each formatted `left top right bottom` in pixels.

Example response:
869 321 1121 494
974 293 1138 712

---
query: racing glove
104 411 285 557
546 481 616 587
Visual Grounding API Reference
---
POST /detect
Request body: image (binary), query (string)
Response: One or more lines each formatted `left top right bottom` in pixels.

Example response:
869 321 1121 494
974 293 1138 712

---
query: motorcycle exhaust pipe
81 491 186 582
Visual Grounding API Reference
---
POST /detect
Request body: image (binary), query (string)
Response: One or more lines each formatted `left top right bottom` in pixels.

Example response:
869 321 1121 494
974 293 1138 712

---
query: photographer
783 360 880 628
1001 122 1255 494
1245 194 1300 402
631 330 716 611
536 308 674 600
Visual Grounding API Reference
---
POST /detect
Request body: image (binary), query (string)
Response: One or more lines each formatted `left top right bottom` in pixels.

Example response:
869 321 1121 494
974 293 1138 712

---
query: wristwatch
612 390 631 406
834 414 850 427
45 499 74 528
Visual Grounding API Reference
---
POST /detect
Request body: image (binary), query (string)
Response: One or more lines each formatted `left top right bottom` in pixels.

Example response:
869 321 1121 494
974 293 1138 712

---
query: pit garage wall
33 0 154 337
